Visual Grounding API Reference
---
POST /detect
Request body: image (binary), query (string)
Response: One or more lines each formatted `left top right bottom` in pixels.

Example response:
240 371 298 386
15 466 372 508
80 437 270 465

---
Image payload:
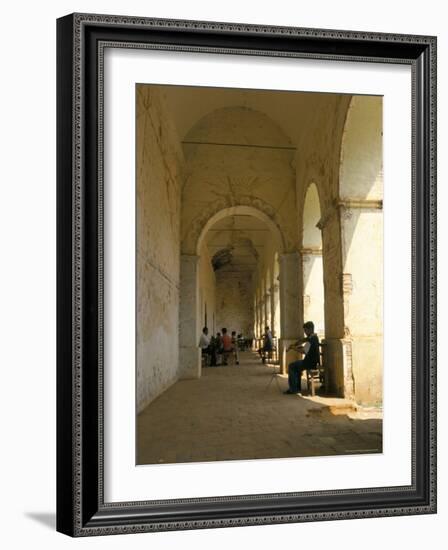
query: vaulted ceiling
205 214 270 274
160 84 350 148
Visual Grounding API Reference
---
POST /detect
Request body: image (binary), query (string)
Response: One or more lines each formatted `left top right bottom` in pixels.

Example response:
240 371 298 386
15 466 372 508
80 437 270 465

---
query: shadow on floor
137 351 383 465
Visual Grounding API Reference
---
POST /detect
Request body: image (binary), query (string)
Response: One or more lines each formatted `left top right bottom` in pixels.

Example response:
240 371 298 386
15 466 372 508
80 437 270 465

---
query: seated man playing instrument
283 321 320 395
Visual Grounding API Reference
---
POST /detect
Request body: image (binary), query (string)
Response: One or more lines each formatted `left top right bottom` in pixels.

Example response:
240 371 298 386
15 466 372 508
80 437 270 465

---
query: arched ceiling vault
205 214 270 275
159 85 351 148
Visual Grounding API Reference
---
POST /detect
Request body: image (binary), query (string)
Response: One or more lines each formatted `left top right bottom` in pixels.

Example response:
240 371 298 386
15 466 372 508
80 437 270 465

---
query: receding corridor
137 352 382 465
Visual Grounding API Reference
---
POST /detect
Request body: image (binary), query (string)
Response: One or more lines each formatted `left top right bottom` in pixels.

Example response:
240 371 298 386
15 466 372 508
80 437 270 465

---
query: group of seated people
198 327 242 366
199 321 321 393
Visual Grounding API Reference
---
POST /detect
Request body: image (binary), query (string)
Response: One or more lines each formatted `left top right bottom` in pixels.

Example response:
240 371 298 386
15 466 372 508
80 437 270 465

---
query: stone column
253 292 257 338
270 284 277 338
179 254 201 379
273 282 281 339
259 296 265 337
254 299 258 342
319 206 349 399
319 199 383 403
265 289 271 332
278 252 302 373
255 298 262 345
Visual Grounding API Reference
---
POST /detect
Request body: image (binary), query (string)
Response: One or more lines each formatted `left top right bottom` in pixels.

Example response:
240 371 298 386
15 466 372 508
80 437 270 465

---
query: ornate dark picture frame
56 13 437 537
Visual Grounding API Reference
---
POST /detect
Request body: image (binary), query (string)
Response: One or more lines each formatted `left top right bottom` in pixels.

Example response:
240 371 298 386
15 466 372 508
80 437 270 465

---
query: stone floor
137 351 383 465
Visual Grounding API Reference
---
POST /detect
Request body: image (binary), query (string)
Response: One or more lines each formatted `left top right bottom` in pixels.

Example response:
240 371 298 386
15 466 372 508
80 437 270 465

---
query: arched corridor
136 84 383 464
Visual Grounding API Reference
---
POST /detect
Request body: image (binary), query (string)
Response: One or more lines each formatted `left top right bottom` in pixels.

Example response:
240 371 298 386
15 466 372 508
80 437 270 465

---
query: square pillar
278 252 302 373
179 254 201 379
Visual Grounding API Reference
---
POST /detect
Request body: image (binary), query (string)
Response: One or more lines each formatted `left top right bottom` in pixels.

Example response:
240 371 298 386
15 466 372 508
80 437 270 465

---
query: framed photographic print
56 13 437 536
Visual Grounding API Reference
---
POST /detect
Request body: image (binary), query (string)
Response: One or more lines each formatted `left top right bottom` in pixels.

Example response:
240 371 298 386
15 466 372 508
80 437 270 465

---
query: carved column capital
300 247 323 257
338 198 383 210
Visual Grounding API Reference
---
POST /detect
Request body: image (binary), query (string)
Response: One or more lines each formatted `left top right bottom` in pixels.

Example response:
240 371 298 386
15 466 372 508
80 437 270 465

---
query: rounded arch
185 105 293 146
339 95 383 200
302 182 323 249
265 267 272 291
196 205 285 256
273 252 280 282
302 182 325 337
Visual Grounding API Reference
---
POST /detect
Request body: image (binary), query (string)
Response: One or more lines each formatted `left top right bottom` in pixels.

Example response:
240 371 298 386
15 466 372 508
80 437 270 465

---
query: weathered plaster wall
136 86 183 413
215 273 254 337
339 96 383 405
342 210 383 404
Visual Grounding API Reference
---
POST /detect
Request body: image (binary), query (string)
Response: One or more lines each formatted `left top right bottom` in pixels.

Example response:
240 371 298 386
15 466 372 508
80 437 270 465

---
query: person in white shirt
198 327 210 366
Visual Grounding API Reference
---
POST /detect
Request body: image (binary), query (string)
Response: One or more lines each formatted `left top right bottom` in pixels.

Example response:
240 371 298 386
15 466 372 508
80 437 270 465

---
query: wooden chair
305 367 323 396
260 337 279 365
201 350 209 368
302 342 328 396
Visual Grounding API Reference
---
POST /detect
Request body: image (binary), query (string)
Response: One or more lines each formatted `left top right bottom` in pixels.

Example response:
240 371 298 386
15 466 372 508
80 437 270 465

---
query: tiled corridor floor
137 352 382 465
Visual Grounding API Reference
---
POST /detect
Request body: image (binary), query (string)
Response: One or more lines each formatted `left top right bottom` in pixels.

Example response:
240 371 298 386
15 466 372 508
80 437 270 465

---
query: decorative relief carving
316 212 331 230
336 198 383 224
340 206 353 220
341 273 353 295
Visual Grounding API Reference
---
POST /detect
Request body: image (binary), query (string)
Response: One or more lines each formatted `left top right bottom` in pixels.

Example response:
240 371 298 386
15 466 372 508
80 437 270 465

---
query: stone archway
178 204 302 379
195 204 285 256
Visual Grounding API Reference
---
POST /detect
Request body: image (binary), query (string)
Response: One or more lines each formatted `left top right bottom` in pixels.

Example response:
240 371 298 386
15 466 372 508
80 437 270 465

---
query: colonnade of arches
136 84 383 412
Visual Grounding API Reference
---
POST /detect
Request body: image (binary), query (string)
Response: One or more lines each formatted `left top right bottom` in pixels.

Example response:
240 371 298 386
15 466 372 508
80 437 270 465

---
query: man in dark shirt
258 326 274 364
283 321 320 395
